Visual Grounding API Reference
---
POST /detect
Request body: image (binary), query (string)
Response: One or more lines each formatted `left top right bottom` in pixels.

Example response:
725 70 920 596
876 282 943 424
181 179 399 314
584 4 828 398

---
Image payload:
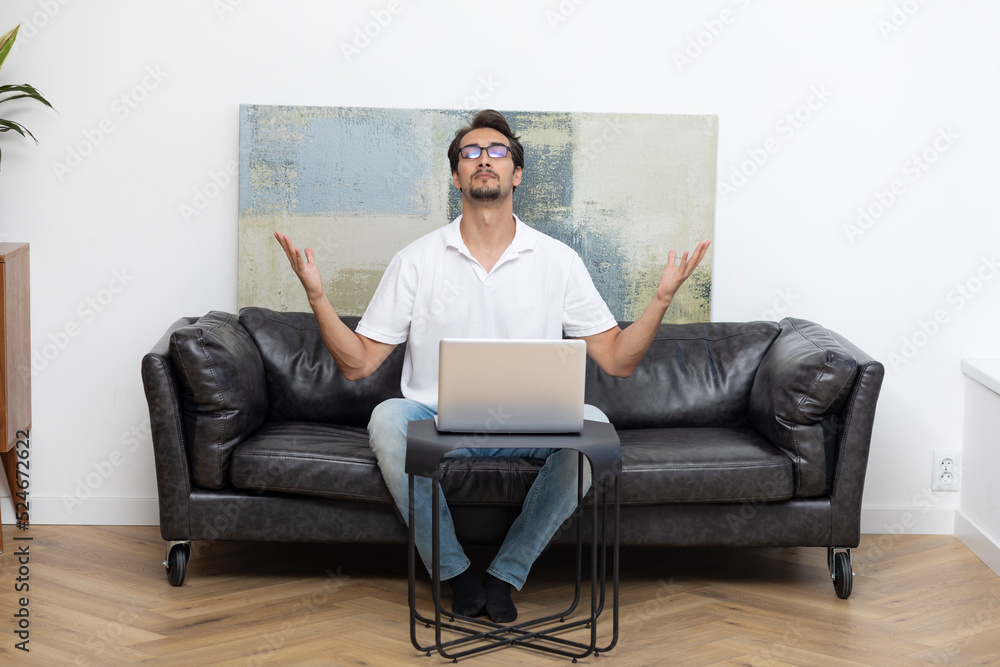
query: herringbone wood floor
1 525 998 666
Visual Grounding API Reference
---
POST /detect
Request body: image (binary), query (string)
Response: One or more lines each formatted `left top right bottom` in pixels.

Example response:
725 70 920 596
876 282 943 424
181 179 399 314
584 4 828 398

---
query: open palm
656 240 711 303
274 232 325 301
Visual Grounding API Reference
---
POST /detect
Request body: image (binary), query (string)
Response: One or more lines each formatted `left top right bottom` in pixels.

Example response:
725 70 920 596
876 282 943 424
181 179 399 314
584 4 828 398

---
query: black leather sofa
141 307 884 597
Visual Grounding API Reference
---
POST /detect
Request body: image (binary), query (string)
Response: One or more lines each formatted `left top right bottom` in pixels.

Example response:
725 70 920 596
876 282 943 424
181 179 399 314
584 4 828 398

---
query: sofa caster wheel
164 541 191 587
829 548 853 599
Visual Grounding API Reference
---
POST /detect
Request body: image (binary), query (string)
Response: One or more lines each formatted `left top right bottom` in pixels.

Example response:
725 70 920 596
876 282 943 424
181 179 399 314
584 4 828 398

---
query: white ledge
961 358 1000 396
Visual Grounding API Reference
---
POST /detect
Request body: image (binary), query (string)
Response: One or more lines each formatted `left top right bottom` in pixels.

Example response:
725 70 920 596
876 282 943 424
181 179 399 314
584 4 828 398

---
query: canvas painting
238 105 717 323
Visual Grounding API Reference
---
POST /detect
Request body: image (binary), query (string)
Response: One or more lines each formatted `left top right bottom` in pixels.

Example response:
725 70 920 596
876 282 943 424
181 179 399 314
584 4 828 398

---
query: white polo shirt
356 215 618 407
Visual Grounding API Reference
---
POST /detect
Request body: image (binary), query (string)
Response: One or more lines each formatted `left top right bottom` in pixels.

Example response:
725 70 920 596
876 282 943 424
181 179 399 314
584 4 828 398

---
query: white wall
0 1 998 529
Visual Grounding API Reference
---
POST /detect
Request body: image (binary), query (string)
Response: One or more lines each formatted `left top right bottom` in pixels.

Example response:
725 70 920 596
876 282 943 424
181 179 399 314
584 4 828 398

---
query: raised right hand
274 231 325 302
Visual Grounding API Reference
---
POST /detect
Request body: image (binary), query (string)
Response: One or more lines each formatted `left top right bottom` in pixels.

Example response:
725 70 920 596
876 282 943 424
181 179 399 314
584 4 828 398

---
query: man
275 109 710 623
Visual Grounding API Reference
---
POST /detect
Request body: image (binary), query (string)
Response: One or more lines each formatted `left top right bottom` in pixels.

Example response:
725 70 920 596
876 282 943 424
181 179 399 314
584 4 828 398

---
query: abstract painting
238 105 716 323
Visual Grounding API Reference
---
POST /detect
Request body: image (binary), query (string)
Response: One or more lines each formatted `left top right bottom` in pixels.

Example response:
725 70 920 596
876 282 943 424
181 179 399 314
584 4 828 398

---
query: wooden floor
1 526 999 666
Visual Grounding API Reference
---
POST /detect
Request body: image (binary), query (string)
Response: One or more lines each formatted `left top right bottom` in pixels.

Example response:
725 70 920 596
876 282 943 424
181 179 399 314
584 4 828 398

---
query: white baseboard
955 510 1000 578
1 495 159 526
860 506 956 536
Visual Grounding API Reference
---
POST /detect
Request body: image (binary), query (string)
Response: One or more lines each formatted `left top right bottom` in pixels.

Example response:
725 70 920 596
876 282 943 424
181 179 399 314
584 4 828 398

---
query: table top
405 418 621 479
0 242 29 260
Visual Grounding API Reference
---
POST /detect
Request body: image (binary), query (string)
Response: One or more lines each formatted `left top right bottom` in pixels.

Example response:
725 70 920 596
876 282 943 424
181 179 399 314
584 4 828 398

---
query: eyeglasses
459 144 511 160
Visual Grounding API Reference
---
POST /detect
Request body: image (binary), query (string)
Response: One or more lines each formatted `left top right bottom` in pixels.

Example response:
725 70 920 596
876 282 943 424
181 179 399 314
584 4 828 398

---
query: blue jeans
368 398 608 590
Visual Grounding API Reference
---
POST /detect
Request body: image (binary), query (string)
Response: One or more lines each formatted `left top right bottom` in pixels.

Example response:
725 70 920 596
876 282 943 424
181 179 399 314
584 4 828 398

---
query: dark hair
447 109 525 176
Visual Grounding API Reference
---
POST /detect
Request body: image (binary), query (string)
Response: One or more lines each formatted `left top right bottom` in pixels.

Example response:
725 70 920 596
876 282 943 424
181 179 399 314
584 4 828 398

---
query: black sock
483 573 517 623
447 568 486 617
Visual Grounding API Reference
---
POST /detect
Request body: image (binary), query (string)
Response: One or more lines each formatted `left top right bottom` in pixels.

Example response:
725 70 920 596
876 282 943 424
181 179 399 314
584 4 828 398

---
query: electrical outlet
932 448 961 491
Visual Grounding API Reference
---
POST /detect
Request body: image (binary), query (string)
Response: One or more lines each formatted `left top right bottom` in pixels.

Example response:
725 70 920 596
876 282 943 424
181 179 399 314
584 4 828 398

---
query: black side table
405 418 621 662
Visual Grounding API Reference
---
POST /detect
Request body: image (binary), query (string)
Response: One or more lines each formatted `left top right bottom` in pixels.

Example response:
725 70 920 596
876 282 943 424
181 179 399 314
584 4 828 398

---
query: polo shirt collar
443 215 538 257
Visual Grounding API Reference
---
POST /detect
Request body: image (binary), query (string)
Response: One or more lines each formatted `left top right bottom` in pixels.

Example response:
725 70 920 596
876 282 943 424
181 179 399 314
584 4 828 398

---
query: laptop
435 338 587 434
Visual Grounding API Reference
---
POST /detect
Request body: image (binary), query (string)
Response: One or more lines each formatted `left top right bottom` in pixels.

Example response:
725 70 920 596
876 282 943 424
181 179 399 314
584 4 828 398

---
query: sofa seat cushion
229 422 547 507
618 427 794 504
230 422 388 502
231 423 795 509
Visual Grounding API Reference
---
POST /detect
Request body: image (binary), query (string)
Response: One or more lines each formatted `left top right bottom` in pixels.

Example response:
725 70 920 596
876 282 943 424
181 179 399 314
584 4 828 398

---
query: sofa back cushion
239 307 404 426
749 318 858 497
586 321 780 429
169 311 268 489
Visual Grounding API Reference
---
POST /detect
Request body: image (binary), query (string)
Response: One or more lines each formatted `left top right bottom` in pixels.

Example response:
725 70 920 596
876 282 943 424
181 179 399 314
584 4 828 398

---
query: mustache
474 169 498 179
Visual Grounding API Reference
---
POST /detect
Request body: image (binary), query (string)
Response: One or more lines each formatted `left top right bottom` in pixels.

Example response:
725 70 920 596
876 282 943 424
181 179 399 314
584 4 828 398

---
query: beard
468 181 502 201
466 170 508 202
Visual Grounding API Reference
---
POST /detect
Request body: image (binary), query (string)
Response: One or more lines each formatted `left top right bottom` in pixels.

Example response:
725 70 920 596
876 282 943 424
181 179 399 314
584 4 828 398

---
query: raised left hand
656 240 712 303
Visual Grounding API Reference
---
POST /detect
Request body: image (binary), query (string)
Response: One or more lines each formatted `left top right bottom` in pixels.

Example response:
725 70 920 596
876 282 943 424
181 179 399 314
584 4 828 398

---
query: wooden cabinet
1 242 30 550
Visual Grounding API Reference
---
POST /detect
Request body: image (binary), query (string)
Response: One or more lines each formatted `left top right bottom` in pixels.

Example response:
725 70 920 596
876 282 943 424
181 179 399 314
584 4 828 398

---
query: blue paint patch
240 105 436 216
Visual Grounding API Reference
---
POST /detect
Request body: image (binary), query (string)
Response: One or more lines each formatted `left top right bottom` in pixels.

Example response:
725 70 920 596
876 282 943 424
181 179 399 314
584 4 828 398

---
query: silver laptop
435 338 587 434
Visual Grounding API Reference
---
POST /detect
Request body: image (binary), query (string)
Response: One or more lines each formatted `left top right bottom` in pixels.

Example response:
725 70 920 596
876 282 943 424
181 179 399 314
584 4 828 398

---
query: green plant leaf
0 25 18 72
0 83 55 110
0 118 37 141
0 118 37 171
0 27 55 174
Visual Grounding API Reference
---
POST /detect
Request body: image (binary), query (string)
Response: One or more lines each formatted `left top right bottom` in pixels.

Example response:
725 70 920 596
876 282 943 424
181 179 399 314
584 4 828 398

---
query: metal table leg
408 451 619 661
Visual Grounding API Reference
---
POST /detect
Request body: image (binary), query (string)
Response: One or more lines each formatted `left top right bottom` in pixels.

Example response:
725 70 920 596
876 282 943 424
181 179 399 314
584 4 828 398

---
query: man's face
451 127 522 203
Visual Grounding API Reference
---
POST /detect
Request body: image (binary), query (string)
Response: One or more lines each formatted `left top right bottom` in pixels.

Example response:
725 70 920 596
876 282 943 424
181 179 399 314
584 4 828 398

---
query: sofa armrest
825 332 885 546
141 317 198 540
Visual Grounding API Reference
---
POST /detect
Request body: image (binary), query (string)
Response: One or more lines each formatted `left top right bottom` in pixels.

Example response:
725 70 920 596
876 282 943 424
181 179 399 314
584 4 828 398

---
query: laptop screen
435 338 587 434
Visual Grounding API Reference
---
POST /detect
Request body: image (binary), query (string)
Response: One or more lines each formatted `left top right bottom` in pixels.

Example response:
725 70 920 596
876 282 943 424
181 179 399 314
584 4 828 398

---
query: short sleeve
562 255 618 337
356 253 415 344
